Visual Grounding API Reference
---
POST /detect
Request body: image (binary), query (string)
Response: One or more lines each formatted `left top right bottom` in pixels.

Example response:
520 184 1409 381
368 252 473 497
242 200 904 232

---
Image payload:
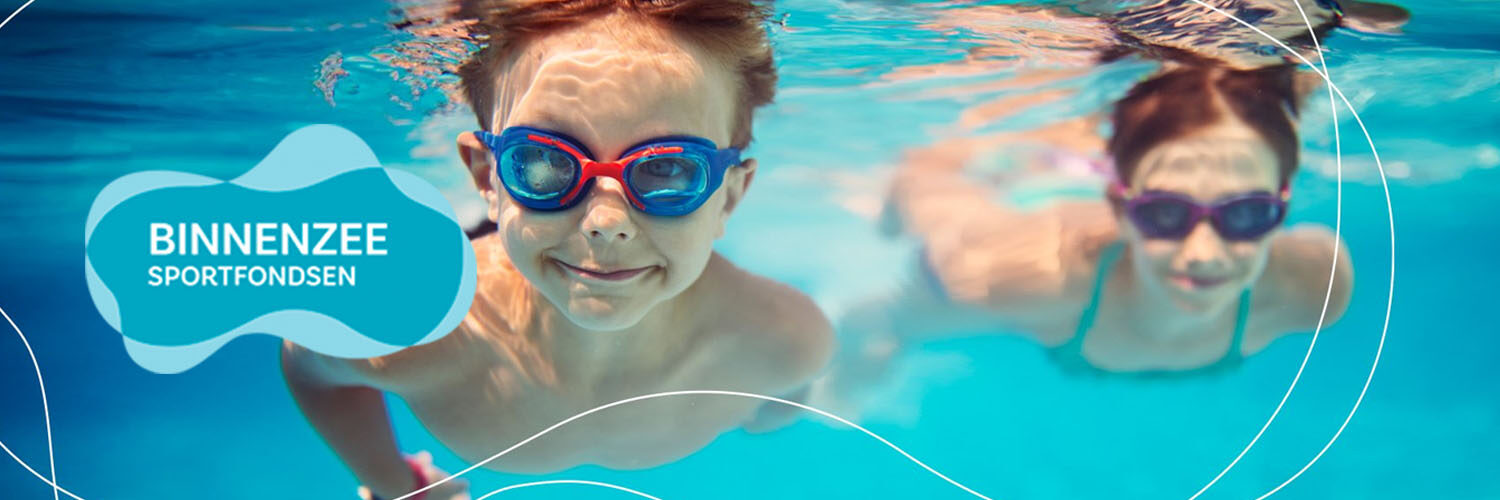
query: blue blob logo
83 125 477 374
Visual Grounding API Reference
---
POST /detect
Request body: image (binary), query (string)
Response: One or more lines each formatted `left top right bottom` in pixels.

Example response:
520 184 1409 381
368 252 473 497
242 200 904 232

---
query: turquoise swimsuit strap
1072 241 1126 342
1065 241 1253 361
1226 286 1253 360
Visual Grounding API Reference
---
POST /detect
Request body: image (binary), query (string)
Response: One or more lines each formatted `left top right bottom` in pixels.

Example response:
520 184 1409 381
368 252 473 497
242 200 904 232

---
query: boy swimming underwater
281 1 832 498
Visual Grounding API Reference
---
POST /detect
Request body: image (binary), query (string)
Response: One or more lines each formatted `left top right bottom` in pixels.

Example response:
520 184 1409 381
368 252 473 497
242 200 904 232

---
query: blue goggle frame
475 126 742 217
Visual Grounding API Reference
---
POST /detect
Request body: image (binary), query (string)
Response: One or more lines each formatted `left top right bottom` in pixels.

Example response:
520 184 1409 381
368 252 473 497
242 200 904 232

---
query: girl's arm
927 200 1117 319
882 122 1118 330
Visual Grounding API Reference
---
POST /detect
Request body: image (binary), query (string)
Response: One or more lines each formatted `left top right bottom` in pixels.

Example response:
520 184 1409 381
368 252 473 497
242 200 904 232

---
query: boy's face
458 16 755 331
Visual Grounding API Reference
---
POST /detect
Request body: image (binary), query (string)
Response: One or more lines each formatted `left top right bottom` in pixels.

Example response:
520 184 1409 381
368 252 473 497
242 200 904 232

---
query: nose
579 178 638 243
1178 220 1229 272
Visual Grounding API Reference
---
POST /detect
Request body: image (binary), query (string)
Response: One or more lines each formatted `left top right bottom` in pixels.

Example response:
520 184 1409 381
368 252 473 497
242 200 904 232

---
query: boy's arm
743 386 812 434
739 282 835 433
280 341 418 499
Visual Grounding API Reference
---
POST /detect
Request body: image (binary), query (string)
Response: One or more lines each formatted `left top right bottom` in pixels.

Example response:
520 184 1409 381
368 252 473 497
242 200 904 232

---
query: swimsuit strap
1072 241 1126 344
1054 240 1254 375
1052 240 1126 365
1225 286 1254 361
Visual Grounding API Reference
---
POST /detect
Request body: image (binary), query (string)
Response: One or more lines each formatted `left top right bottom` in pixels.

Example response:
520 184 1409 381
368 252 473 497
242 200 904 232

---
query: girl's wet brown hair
1108 64 1302 188
455 0 778 149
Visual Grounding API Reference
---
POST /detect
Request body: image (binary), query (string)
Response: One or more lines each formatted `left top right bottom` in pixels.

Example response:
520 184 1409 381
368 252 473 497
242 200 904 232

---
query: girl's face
1118 120 1284 313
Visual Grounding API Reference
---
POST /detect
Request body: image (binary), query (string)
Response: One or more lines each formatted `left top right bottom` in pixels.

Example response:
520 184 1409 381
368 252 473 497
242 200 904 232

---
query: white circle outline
474 479 663 500
391 389 991 500
1186 0 1343 498
1181 1 1395 499
0 303 66 500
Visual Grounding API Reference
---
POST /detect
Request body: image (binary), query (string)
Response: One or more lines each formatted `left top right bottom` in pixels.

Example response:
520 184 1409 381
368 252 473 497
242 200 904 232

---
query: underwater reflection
880 0 1408 81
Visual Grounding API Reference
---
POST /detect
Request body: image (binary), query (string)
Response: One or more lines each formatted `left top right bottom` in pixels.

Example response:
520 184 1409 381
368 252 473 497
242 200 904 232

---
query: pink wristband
370 458 428 500
404 456 429 500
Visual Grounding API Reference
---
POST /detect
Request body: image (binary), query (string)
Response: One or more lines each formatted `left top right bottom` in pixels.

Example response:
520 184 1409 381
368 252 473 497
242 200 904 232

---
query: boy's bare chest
398 334 779 473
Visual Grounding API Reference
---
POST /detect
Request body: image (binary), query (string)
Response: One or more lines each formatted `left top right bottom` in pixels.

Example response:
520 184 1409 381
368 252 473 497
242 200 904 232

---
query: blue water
2 0 1497 498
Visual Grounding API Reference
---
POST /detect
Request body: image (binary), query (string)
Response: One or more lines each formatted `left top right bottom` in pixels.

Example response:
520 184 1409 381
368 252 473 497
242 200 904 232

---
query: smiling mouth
553 259 656 283
1173 274 1230 290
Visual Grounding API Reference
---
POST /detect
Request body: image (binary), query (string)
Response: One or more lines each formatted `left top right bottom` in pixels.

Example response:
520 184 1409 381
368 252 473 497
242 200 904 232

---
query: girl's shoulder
1246 224 1355 347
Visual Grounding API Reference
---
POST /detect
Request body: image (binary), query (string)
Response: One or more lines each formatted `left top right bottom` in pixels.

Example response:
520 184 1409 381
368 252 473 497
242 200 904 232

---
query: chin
1163 285 1240 314
563 297 653 331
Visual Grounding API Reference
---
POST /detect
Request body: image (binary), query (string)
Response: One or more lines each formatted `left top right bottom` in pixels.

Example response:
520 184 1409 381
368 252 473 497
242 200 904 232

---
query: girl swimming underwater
820 62 1354 411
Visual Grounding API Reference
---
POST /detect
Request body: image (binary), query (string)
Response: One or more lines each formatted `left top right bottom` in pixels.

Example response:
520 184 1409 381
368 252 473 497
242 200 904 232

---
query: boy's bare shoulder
698 254 835 389
313 234 529 391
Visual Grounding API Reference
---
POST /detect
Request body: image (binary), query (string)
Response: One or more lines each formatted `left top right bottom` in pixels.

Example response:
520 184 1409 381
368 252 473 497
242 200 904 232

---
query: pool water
2 0 1497 498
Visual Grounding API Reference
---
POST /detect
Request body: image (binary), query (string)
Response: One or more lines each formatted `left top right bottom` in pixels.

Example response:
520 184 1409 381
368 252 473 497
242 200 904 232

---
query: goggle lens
629 155 709 206
1215 197 1284 240
500 144 576 201
1132 198 1196 238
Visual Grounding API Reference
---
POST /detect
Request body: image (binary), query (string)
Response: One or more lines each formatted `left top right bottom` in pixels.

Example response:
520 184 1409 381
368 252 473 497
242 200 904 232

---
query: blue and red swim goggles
475 126 743 217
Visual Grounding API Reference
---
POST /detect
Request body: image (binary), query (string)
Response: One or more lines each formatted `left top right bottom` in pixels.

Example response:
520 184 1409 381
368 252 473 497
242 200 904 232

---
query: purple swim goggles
1112 183 1289 241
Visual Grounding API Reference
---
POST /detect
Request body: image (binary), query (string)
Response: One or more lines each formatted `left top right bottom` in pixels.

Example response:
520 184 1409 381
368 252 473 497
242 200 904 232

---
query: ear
716 158 757 238
458 131 501 222
723 158 756 214
1107 191 1126 219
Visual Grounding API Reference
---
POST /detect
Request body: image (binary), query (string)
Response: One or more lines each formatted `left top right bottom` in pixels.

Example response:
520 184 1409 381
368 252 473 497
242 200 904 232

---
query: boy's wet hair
1109 64 1301 187
456 0 778 149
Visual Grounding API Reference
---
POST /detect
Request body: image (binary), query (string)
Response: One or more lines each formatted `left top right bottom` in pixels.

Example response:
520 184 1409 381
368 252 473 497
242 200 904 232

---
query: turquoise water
2 0 1497 498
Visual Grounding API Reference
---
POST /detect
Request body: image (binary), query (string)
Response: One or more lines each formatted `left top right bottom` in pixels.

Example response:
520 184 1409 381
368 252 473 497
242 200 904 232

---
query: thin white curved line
1185 1 1344 498
396 390 992 500
474 479 663 500
0 0 34 31
2 3 65 500
0 304 64 500
0 441 84 500
1183 2 1396 499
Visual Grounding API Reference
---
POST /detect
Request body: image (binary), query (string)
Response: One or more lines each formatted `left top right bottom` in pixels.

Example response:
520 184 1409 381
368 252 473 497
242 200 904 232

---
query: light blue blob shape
384 168 479 345
385 168 461 226
231 124 382 192
83 258 121 331
85 170 219 242
84 169 221 332
424 242 477 346
85 124 475 374
122 310 406 374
